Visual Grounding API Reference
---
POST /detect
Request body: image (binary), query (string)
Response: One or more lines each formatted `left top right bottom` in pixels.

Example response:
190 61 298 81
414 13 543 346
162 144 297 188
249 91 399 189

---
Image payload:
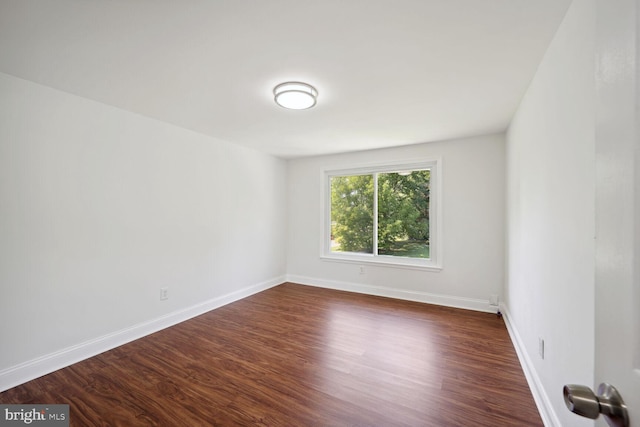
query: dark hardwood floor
0 283 542 426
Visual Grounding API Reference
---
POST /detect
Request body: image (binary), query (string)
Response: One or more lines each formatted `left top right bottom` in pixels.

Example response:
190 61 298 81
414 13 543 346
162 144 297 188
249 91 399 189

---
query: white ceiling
0 0 571 158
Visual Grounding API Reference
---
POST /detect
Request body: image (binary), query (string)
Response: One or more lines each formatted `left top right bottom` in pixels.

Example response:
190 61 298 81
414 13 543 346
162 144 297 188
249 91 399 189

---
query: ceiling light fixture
273 82 318 110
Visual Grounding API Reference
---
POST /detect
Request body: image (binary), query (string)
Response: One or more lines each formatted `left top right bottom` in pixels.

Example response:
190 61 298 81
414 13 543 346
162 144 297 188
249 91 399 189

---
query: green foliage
330 175 374 253
378 240 430 258
331 170 430 256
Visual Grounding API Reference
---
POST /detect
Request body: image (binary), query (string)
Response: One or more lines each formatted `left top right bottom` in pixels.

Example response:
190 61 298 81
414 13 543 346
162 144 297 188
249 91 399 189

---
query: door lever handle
563 383 629 427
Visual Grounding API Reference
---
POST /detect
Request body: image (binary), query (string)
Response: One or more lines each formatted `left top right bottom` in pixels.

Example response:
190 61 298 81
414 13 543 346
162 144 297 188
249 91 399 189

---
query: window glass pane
330 174 374 254
377 170 430 259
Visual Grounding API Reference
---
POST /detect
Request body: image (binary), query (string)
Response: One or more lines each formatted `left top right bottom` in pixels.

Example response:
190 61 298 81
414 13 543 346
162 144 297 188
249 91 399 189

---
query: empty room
0 0 638 426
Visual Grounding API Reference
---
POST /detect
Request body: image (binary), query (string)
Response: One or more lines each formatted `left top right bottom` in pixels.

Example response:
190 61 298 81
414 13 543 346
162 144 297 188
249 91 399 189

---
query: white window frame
321 158 442 271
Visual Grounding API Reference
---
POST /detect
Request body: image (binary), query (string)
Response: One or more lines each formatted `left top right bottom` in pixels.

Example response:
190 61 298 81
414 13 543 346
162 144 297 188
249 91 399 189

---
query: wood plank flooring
0 283 542 426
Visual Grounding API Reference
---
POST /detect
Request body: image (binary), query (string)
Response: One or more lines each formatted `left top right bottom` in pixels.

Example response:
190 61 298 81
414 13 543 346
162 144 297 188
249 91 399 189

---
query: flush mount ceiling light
273 81 318 110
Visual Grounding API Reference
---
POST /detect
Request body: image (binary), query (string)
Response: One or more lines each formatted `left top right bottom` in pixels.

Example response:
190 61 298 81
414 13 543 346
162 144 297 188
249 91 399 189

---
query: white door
593 0 640 425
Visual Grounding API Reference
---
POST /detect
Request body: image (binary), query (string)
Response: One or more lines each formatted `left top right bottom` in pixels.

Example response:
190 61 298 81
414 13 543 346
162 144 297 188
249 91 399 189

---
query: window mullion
373 173 378 257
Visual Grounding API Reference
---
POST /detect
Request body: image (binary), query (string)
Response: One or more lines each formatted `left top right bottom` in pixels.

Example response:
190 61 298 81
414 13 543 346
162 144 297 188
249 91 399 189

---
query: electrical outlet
489 294 499 306
359 265 365 275
539 337 545 359
160 287 169 301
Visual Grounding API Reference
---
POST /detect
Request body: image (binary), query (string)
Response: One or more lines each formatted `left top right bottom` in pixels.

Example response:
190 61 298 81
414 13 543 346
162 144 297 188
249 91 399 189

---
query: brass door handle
563 383 629 427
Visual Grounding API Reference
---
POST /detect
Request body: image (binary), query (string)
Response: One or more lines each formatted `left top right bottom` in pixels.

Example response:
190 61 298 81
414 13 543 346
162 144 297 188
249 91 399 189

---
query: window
323 160 441 270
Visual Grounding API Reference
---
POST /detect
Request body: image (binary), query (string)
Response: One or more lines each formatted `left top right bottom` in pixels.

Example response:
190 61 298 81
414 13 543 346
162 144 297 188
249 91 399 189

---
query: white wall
505 0 595 425
287 134 505 311
0 72 287 389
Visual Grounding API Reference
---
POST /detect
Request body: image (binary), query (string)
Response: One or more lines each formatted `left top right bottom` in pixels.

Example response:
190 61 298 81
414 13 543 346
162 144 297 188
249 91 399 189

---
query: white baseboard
0 276 285 393
286 274 497 313
499 302 561 427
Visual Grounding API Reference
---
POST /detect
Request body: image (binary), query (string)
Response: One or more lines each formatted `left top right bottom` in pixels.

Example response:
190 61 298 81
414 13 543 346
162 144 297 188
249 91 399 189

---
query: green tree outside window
330 170 430 258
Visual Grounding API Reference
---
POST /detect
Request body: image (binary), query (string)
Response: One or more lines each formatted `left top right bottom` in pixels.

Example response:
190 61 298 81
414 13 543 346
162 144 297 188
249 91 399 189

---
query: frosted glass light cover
274 82 318 110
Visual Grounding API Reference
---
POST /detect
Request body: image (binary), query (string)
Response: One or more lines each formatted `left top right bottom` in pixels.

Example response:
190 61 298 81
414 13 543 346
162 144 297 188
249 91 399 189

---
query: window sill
320 254 442 272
